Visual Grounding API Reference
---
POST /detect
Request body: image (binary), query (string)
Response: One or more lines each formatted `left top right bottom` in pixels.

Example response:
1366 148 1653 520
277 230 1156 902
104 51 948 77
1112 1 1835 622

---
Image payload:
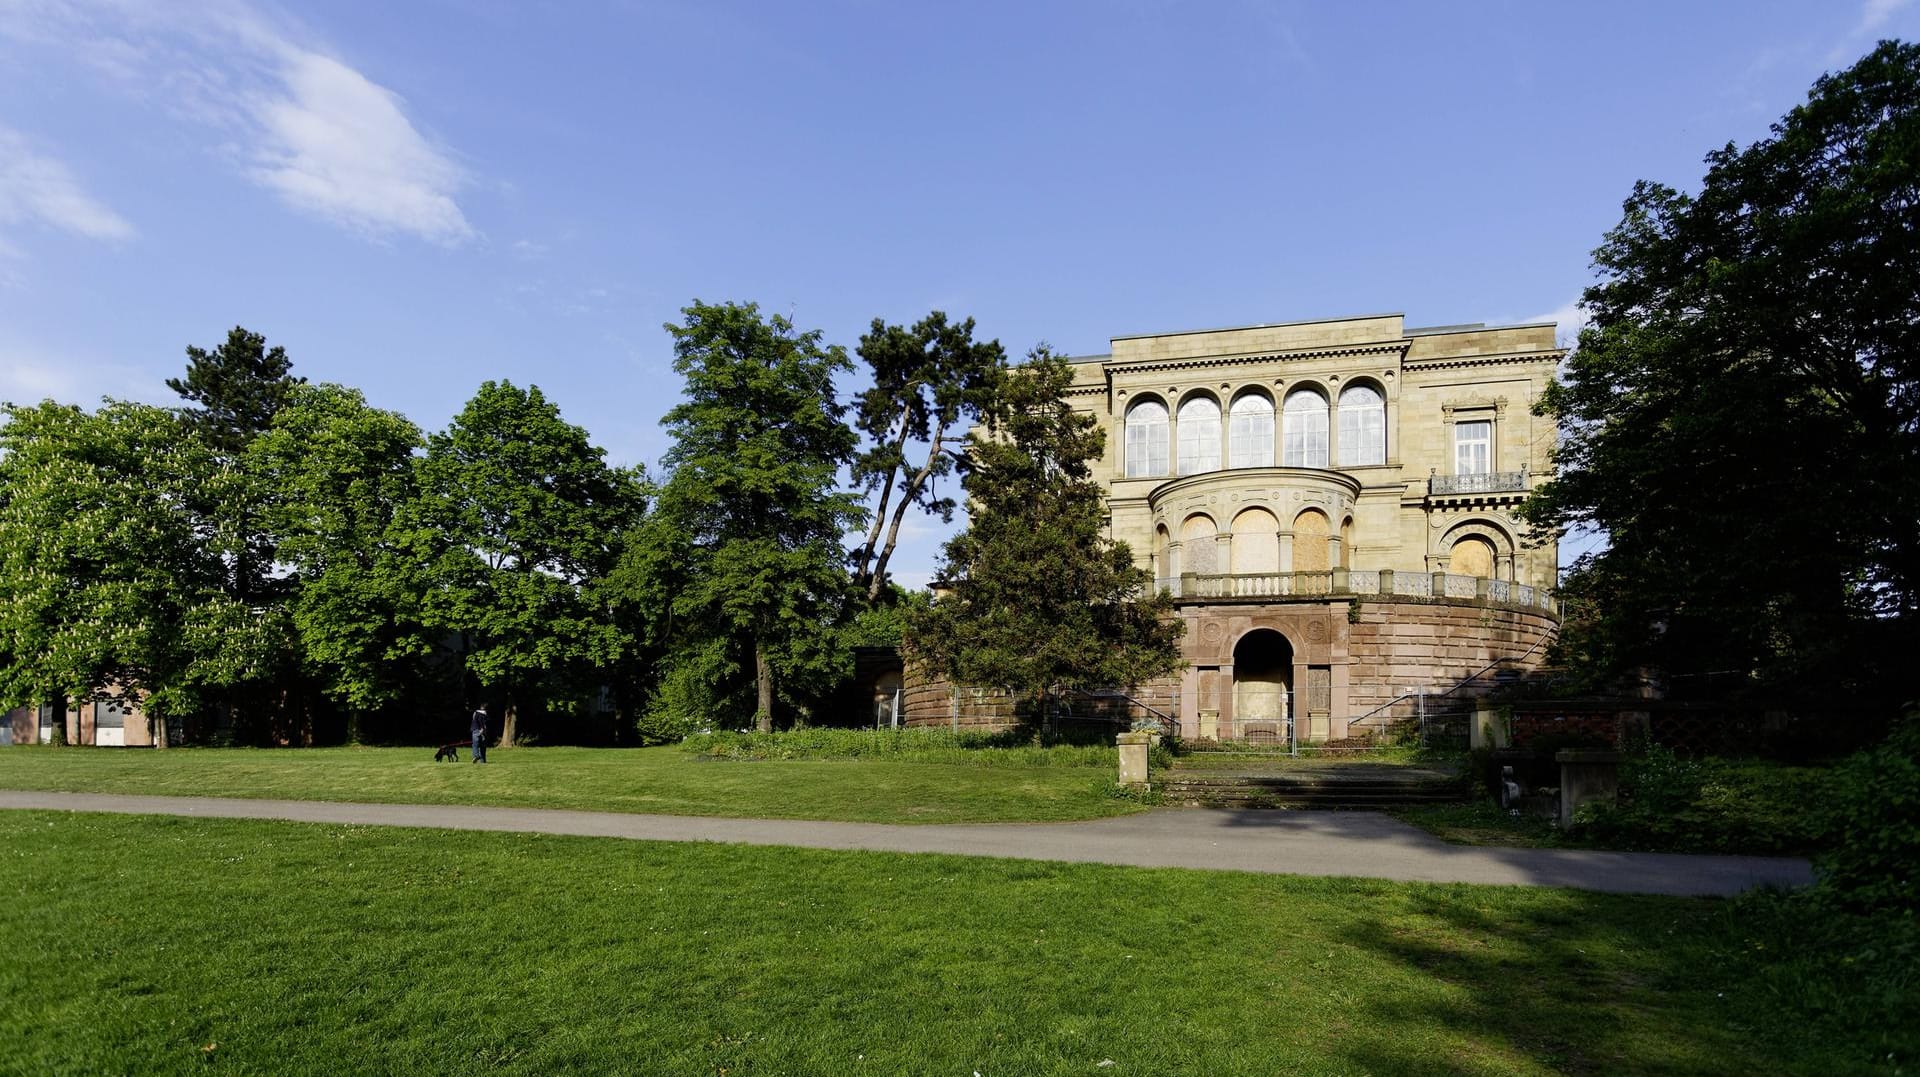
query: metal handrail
1056 686 1178 735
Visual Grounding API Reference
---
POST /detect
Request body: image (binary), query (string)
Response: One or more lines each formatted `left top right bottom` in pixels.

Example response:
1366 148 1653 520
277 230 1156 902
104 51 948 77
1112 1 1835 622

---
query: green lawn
0 745 1140 824
2 811 1906 1075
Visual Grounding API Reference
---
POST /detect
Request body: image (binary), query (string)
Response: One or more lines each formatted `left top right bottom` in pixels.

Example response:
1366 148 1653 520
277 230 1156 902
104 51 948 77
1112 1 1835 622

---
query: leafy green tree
0 401 219 744
400 381 646 746
849 312 1005 603
1525 41 1920 699
250 383 426 721
645 301 864 733
167 326 308 739
908 348 1183 714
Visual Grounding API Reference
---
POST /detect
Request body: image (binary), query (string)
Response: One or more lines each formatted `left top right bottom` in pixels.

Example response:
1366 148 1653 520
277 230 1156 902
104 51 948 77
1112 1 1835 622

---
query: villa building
904 312 1564 744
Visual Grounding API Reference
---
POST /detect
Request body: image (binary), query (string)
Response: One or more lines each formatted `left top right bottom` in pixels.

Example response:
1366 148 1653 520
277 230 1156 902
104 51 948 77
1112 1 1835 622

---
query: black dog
434 742 463 762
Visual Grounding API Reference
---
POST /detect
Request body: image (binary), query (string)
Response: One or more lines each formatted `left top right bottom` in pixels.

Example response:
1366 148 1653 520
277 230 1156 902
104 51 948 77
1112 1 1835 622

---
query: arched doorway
1449 535 1496 578
1232 629 1292 744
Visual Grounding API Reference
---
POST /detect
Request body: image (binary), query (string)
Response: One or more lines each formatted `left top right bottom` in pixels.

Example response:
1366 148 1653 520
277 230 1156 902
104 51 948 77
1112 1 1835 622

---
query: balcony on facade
1153 567 1558 616
1426 467 1529 498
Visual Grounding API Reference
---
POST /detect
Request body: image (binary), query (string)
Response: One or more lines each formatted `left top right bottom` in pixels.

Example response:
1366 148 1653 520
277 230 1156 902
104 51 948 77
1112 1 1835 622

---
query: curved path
0 789 1811 898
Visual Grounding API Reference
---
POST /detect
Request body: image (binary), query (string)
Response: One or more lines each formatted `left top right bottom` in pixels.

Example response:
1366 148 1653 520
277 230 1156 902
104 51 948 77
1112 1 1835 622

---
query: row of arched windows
1124 386 1384 478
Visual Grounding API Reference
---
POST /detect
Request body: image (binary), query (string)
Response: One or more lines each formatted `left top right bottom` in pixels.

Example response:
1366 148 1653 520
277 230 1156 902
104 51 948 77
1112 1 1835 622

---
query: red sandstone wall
904 598 1557 734
1342 599 1559 717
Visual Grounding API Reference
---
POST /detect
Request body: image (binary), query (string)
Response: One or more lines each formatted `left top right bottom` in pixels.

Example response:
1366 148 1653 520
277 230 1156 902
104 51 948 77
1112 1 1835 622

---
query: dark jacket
470 709 488 738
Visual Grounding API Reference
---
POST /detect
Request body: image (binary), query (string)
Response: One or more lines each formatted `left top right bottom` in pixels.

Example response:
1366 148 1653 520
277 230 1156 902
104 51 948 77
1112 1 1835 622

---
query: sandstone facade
904 312 1563 742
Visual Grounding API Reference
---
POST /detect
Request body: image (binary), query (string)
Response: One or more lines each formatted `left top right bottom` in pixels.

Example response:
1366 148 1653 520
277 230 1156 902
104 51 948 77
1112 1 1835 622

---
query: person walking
470 704 489 764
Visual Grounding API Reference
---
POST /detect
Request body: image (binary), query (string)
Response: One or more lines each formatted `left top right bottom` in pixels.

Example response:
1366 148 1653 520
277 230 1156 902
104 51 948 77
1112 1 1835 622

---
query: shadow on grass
1323 888 1790 1075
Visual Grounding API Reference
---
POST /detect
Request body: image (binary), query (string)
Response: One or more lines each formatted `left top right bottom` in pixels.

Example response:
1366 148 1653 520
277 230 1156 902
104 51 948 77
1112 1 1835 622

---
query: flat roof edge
1111 313 1404 342
1408 320 1562 336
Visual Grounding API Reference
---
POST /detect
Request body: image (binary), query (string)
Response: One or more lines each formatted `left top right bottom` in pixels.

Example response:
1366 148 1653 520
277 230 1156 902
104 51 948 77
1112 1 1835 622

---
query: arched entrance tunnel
1232 629 1292 744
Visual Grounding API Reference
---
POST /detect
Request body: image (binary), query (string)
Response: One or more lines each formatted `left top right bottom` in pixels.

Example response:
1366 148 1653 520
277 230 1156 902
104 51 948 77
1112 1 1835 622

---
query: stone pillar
1378 568 1395 595
1556 750 1624 829
1117 731 1153 788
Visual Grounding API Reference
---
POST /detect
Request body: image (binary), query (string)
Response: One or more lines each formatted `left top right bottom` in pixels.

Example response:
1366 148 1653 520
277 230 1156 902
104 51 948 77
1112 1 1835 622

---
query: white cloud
1858 0 1913 33
0 126 135 251
0 346 169 406
0 0 473 245
1528 297 1589 348
249 50 473 244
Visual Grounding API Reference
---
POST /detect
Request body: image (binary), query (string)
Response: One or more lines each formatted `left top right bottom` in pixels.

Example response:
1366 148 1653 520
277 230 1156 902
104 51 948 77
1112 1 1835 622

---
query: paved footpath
0 789 1812 898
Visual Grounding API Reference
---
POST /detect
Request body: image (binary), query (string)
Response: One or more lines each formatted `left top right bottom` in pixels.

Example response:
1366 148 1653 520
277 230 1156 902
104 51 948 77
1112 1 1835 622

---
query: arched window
1228 393 1275 468
1177 397 1221 475
1181 515 1218 575
1230 508 1279 574
1292 508 1330 572
1282 389 1328 468
1337 384 1385 466
1124 400 1168 477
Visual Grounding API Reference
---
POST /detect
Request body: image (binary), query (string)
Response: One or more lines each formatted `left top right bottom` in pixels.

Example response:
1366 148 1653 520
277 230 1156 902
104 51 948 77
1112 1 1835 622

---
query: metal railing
1428 468 1528 496
1054 686 1180 738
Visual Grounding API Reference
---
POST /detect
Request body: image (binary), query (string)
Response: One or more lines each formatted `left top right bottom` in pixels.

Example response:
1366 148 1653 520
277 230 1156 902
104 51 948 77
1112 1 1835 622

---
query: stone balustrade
1168 568 1556 614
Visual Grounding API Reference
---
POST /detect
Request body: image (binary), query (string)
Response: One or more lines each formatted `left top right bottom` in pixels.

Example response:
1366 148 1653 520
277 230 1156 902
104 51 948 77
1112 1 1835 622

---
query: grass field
0 745 1140 824
2 810 1905 1075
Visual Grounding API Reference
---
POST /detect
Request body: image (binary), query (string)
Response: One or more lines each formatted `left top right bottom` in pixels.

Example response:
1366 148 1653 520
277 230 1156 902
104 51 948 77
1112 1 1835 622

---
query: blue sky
2 0 1915 584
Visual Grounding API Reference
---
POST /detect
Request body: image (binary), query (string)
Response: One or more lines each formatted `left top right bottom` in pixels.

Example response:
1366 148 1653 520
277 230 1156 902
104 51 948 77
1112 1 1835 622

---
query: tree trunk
854 412 913 592
152 714 168 750
501 698 518 748
867 426 946 603
755 643 774 733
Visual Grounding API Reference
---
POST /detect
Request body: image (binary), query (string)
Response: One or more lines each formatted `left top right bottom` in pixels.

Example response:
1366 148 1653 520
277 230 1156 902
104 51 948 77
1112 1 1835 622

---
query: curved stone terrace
1161 568 1558 615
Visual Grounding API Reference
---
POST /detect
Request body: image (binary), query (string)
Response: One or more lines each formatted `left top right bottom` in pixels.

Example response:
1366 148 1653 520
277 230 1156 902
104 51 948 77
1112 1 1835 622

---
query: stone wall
1345 598 1559 718
901 597 1556 737
900 661 1181 733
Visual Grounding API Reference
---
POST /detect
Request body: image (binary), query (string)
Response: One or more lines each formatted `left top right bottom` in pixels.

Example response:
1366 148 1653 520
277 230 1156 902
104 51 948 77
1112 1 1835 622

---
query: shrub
1576 747 1829 855
1817 711 1920 911
680 727 1124 769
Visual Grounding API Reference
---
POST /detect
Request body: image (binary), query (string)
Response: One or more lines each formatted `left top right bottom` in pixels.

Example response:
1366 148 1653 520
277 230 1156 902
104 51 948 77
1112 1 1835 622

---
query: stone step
1158 775 1467 809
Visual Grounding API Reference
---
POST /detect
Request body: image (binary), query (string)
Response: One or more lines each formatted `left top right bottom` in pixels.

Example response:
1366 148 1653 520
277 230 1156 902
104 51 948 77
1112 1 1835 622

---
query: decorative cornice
1102 341 1410 377
1404 349 1564 372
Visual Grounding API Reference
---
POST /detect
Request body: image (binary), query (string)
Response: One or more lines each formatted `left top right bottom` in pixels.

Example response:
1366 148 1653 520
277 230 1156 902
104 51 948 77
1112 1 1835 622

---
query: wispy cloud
0 0 474 244
250 50 473 243
0 342 170 406
1857 0 1913 34
0 125 135 256
1528 297 1589 349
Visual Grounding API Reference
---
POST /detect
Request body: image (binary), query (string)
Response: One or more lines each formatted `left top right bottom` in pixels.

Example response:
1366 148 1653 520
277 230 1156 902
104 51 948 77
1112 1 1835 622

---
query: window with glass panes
1228 394 1274 468
1282 390 1328 468
1124 400 1169 477
1454 420 1492 475
1177 397 1221 475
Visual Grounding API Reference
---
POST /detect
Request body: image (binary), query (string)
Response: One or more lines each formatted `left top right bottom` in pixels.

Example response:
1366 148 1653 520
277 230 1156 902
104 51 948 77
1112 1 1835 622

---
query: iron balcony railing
1427 468 1529 496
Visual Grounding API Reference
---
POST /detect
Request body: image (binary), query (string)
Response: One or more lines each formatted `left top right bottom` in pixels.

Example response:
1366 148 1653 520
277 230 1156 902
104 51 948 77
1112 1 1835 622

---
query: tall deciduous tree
1525 41 1920 698
850 312 1004 603
648 301 863 732
908 348 1183 712
401 381 645 746
250 383 426 719
0 401 219 743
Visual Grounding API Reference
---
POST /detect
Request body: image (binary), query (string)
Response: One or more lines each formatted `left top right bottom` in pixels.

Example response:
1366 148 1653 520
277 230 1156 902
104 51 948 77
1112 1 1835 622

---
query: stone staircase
1159 758 1468 809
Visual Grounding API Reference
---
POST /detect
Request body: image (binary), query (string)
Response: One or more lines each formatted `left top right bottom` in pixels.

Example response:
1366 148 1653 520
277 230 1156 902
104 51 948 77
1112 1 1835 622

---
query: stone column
1117 731 1152 788
1556 750 1624 829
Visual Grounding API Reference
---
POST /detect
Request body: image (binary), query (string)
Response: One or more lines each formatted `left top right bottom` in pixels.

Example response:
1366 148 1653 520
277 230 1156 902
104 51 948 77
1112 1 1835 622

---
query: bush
1817 711 1920 911
681 727 1131 769
1576 747 1829 855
